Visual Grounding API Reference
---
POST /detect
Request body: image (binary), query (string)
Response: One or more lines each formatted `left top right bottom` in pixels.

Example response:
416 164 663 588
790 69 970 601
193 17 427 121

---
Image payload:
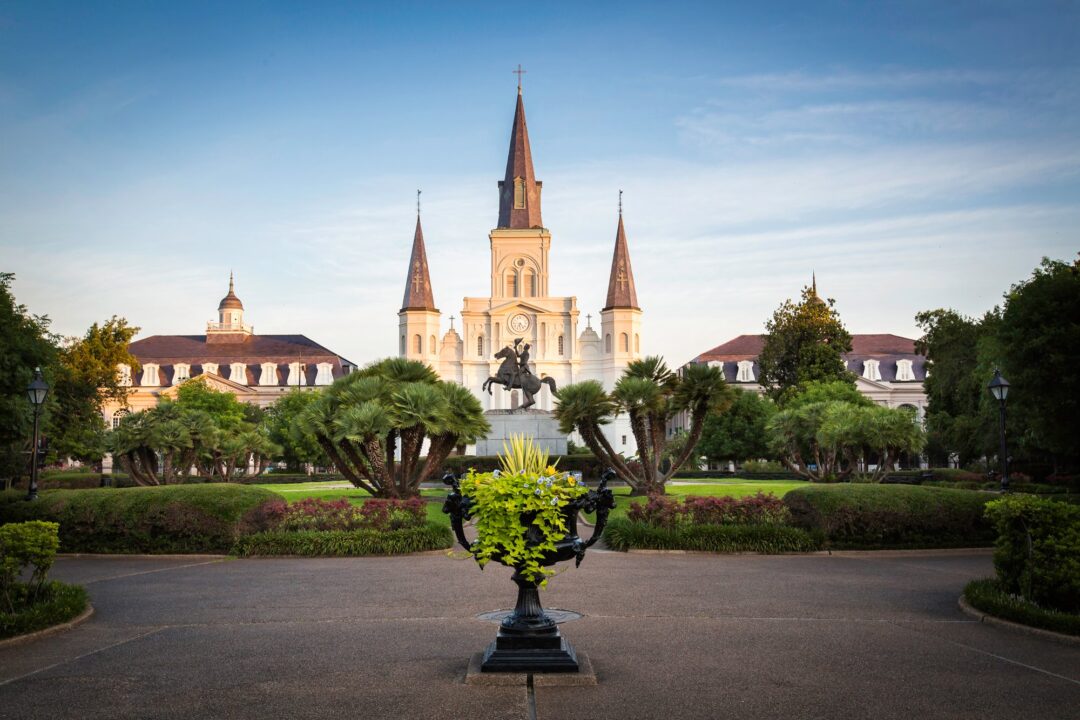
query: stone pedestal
475 410 567 456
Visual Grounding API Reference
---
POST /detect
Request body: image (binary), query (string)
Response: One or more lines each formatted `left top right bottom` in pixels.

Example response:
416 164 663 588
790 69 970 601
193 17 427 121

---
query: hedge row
0 485 278 554
0 580 89 640
964 578 1080 637
603 518 822 553
232 524 451 557
782 484 996 550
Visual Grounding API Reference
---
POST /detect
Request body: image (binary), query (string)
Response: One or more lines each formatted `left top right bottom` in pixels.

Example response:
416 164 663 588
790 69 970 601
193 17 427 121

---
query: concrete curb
957 595 1080 647
0 603 95 649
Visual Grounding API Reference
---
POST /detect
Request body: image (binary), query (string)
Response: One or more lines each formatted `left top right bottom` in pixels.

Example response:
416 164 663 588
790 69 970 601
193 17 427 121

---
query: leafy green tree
758 283 853 405
0 274 54 482
554 357 732 495
300 358 490 497
173 378 253 429
697 388 777 466
265 390 330 471
48 317 140 463
818 403 925 482
996 257 1080 468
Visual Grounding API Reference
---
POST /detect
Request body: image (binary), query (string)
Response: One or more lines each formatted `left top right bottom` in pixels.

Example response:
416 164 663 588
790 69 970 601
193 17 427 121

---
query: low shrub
247 497 427 533
1 521 60 611
627 493 791 528
232 523 452 557
929 468 984 483
984 495 1080 614
671 469 801 480
964 578 1080 637
604 518 821 553
442 454 607 481
0 581 89 639
783 484 995 549
0 484 279 554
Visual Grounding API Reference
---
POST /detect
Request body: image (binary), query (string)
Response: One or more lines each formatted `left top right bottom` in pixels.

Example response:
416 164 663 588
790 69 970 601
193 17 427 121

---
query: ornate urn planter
443 469 615 672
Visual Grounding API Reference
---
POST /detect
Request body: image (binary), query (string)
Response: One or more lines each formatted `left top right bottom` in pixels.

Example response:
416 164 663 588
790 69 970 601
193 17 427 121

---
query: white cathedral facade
397 85 643 454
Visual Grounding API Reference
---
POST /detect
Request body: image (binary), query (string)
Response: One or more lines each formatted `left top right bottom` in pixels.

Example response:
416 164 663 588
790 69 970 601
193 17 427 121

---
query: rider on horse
513 338 533 388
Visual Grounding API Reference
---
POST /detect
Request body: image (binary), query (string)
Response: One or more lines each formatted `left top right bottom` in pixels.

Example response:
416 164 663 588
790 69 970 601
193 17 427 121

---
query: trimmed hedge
603 518 821 553
0 580 88 639
985 495 1080 613
0 485 279 554
965 578 1080 637
783 484 996 549
232 523 452 557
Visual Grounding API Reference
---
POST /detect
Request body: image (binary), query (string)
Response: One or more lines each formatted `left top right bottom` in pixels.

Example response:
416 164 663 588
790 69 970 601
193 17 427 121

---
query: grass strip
964 578 1080 637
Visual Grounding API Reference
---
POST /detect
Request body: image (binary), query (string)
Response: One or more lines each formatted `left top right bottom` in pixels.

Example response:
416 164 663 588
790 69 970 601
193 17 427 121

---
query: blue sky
1 1 1077 365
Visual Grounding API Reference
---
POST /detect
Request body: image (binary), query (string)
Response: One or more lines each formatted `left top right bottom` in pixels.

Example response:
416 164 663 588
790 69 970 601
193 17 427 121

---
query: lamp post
25 367 50 501
987 369 1010 493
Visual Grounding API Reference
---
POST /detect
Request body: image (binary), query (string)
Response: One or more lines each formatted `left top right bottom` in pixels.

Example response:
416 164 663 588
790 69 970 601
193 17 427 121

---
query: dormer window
314 363 334 386
863 359 882 382
514 177 526 209
286 362 306 387
172 364 191 385
202 362 219 376
736 360 755 383
230 363 248 385
118 364 132 387
260 363 278 386
896 359 916 382
141 364 160 386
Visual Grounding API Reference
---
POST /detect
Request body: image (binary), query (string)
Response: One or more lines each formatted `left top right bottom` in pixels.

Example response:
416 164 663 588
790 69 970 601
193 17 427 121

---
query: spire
603 203 639 311
401 213 437 312
497 82 543 229
218 272 243 311
812 271 817 296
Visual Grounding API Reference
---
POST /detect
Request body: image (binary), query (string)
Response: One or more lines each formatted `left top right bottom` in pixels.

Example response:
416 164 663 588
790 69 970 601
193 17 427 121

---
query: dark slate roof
603 214 639 311
693 333 925 383
127 334 355 387
497 89 543 229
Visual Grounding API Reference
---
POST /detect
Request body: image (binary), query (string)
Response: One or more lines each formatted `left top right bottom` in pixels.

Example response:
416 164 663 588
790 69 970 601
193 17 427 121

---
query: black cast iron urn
443 469 616 673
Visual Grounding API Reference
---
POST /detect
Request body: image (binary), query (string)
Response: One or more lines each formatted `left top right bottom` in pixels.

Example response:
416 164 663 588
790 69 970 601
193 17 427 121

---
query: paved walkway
0 550 1076 719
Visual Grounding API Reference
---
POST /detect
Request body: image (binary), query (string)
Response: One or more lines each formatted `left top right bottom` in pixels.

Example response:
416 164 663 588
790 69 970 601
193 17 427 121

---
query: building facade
397 86 644 453
102 276 356 428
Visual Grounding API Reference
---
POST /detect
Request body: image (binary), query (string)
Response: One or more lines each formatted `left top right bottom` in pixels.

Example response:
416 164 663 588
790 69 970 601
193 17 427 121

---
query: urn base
480 634 580 673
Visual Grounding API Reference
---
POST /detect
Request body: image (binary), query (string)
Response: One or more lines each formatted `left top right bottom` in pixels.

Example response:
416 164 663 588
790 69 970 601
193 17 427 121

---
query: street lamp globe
26 367 49 406
987 369 1009 402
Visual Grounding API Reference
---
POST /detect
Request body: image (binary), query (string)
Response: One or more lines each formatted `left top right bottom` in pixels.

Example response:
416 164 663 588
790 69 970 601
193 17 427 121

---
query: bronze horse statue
482 345 558 410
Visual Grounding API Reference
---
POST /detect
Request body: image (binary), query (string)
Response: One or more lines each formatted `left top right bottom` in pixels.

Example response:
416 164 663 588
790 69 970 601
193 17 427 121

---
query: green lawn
254 478 809 526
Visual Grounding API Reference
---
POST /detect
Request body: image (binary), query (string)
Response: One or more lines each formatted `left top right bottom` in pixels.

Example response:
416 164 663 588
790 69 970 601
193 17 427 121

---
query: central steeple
497 86 543 229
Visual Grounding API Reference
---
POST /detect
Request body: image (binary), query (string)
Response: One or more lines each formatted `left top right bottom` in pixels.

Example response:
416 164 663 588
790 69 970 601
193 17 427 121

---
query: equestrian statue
482 337 558 410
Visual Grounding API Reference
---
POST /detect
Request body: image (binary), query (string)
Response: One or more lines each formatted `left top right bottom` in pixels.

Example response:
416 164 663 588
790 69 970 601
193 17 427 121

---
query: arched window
477 336 484 357
111 409 129 429
558 335 564 356
605 334 612 353
413 334 422 354
635 334 640 353
429 335 437 355
514 178 526 209
620 333 629 352
506 272 518 297
523 270 535 297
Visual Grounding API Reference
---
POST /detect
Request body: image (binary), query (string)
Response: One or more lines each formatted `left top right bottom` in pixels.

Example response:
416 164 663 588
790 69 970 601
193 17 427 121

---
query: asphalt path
1 550 1077 720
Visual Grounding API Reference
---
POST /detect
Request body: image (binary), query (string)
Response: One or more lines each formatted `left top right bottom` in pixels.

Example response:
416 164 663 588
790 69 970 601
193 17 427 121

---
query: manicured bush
783 484 996 549
604 518 821 553
248 497 427 533
0 581 89 639
984 495 1080 614
0 485 279 554
627 493 791 528
232 523 452 557
964 578 1080 637
1 521 60 609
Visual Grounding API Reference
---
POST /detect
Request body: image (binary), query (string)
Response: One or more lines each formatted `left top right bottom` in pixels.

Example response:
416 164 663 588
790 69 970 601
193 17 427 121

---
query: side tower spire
600 192 643 361
497 83 543 229
398 197 441 363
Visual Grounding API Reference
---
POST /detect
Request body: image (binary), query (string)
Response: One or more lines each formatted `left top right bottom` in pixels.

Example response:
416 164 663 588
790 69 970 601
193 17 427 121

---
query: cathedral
397 83 643 454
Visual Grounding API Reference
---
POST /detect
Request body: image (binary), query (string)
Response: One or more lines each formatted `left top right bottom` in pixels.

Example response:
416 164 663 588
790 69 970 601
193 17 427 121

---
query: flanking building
101 275 356 428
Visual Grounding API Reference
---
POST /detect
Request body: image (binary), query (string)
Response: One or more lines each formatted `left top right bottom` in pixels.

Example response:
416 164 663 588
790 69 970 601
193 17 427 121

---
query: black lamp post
25 367 49 501
987 369 1010 493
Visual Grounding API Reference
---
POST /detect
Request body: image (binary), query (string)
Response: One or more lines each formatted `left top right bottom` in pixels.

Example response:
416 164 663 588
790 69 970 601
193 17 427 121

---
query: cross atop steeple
618 189 623 216
513 64 526 94
586 313 593 328
449 315 456 331
417 189 421 217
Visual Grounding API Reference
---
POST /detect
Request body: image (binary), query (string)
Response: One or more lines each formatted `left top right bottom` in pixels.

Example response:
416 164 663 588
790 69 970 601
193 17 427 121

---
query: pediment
854 375 893 392
490 300 557 315
159 372 256 398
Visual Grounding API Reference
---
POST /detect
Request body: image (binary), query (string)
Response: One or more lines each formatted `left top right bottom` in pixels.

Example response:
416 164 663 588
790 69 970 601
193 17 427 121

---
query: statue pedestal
475 410 568 456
